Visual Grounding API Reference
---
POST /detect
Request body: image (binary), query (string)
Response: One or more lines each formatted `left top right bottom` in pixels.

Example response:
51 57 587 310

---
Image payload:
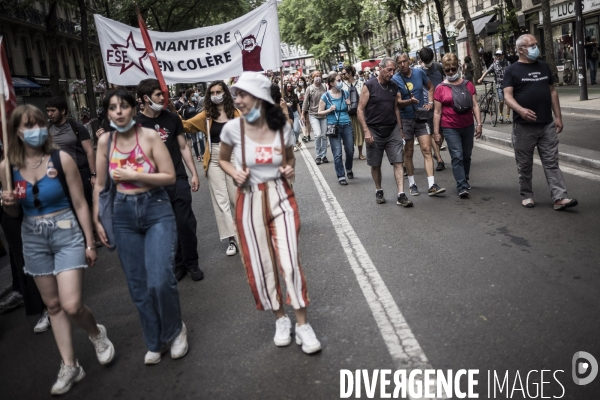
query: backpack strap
240 119 247 170
51 150 81 229
436 62 445 78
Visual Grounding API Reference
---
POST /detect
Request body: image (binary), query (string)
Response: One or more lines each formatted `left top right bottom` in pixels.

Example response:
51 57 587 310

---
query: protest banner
94 0 282 85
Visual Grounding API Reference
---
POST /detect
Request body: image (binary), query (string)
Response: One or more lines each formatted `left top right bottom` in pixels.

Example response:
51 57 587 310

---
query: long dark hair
266 84 288 131
204 81 235 120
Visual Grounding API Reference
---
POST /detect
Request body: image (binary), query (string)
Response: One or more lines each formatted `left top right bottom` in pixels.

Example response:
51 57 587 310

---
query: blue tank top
12 158 71 217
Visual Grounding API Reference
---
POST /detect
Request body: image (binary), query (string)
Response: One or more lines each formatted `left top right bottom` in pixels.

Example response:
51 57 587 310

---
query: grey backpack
442 81 473 114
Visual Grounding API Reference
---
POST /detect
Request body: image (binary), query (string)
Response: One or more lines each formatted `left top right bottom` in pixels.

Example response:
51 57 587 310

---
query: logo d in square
572 351 598 385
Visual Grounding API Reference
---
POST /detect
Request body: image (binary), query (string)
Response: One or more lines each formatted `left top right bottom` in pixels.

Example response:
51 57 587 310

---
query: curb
480 134 600 171
560 106 599 116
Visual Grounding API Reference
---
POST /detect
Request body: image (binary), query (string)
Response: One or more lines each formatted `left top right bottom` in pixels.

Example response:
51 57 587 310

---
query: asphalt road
0 131 599 399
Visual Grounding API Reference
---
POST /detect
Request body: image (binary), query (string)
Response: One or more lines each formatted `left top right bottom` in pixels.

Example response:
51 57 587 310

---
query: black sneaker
403 167 407 177
187 267 204 281
376 190 386 204
428 183 446 196
322 157 329 163
409 184 420 196
466 181 472 190
339 178 348 185
174 266 187 281
302 136 308 143
436 161 445 171
0 291 24 311
397 193 414 207
347 171 354 179
459 189 469 198
315 158 322 165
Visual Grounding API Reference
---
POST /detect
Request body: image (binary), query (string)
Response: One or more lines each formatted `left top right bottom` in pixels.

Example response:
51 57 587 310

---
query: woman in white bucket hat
219 72 321 354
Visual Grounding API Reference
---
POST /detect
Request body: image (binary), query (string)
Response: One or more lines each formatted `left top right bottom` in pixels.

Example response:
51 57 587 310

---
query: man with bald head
503 34 578 210
357 58 413 207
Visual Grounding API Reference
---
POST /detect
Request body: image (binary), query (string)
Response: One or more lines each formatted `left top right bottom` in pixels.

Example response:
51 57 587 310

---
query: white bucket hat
230 72 274 104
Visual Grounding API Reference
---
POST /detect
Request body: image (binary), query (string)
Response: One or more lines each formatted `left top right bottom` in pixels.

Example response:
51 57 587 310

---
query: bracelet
86 246 96 251
91 173 97 177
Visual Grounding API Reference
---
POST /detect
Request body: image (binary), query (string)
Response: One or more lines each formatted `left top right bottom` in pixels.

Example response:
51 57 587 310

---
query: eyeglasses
444 67 458 73
32 182 41 209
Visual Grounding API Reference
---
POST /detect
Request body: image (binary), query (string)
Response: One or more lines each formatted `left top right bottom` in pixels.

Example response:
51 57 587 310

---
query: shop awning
12 77 41 88
456 14 495 41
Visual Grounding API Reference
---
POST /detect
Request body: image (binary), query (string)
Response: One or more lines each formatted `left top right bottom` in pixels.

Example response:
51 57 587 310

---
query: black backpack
347 83 360 115
442 81 473 114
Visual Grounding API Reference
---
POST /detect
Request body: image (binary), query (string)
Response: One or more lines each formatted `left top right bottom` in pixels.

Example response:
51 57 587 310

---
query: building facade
0 0 105 118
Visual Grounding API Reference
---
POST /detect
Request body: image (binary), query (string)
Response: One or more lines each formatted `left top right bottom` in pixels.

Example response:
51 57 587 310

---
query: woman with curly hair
182 81 241 256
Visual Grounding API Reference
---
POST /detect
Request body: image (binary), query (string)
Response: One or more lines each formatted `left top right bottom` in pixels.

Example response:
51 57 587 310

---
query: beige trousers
207 144 237 241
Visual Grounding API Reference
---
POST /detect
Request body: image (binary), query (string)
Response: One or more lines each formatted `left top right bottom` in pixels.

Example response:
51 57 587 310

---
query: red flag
136 10 168 109
0 35 17 144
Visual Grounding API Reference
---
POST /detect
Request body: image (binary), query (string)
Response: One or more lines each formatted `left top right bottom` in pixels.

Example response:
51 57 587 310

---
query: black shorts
366 125 404 167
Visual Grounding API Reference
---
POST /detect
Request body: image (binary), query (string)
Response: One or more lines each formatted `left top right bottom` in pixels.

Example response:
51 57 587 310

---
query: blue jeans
328 123 354 178
113 187 183 352
587 58 598 83
444 125 474 192
309 115 328 159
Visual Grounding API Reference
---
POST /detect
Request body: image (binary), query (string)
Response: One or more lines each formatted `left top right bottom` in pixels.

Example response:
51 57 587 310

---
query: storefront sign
539 0 600 23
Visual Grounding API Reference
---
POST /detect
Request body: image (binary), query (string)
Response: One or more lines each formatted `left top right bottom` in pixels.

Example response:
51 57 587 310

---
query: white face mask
447 72 461 82
211 94 224 104
145 96 163 112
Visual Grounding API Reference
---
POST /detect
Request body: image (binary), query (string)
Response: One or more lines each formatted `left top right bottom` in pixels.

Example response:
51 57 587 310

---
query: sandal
521 198 535 208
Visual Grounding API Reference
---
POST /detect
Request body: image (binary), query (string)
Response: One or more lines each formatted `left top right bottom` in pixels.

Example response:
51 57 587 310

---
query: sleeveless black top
364 78 399 126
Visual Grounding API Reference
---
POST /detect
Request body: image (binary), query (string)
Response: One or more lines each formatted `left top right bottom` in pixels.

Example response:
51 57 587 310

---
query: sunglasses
32 182 41 209
444 67 458 73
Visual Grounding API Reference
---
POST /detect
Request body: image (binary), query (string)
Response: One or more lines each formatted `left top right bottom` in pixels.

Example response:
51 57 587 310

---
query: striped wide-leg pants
236 178 310 311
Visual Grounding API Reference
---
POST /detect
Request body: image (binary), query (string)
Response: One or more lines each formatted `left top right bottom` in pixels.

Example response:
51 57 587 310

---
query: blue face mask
526 45 540 61
19 127 49 148
243 101 261 123
335 81 344 90
110 119 136 133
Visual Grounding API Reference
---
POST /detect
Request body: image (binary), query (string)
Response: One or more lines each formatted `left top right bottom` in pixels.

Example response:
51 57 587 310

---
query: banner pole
280 66 284 97
0 91 10 191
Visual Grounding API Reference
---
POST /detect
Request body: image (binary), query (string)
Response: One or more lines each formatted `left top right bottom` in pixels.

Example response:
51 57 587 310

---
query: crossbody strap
325 91 343 124
397 73 419 115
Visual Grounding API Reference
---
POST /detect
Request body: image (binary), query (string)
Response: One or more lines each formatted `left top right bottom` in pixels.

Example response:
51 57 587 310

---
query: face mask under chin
146 97 163 111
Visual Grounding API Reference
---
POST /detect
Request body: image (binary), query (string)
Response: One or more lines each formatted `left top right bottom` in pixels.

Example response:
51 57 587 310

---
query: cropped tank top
109 131 155 190
13 156 70 217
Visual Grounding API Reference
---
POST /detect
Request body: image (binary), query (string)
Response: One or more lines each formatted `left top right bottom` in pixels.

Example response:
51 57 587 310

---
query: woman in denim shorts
0 105 115 395
93 89 188 366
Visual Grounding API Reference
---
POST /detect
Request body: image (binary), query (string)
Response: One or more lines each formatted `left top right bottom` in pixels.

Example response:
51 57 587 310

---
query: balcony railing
0 0 79 36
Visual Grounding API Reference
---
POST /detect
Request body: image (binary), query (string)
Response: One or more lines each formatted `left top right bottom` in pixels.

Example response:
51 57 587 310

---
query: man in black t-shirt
137 79 203 281
503 34 577 211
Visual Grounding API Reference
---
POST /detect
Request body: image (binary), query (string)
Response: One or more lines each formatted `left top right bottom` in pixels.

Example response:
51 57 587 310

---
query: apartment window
21 37 35 76
37 40 48 76
61 47 70 79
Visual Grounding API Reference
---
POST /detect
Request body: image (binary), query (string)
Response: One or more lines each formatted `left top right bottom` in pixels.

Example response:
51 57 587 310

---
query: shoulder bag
397 73 429 122
325 91 344 137
97 132 117 251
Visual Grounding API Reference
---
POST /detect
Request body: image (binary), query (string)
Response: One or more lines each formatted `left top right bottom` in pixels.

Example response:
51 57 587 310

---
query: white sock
427 176 435 188
398 192 405 196
408 176 415 186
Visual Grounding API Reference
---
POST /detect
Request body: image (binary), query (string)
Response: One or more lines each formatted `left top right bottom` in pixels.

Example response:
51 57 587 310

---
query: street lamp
419 22 425 49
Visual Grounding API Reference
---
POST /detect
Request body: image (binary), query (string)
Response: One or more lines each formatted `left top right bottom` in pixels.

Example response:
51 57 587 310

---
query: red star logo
109 32 148 75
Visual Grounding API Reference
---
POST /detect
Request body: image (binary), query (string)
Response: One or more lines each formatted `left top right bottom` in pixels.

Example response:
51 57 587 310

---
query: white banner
94 0 282 85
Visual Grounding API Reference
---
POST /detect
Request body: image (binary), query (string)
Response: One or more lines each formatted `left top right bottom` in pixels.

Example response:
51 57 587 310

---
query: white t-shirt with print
220 119 294 186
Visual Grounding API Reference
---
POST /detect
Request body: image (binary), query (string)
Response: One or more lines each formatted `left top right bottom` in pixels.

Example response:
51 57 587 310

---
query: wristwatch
91 172 97 177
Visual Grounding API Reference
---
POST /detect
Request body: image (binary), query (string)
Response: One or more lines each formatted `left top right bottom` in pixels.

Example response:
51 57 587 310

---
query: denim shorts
21 208 87 276
497 87 505 101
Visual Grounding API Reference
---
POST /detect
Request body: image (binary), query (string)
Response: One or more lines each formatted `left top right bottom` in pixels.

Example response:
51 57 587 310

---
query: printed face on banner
94 0 282 85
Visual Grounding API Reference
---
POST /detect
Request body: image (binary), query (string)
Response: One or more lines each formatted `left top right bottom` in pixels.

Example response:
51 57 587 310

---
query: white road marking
474 141 600 182
298 145 446 399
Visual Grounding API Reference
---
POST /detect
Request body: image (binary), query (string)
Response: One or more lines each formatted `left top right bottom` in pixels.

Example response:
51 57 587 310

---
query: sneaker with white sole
295 323 322 354
226 242 237 256
34 310 50 333
89 324 115 365
273 316 292 346
50 361 85 395
144 346 169 365
170 323 189 359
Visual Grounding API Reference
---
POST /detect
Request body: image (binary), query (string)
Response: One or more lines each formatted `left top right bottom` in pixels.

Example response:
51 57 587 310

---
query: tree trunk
540 0 559 83
457 0 482 80
46 0 61 97
78 0 97 119
433 0 450 53
394 6 409 52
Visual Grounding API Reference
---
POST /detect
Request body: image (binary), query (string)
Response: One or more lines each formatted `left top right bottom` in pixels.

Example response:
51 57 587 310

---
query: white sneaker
89 324 115 365
50 361 85 395
144 346 169 365
273 316 292 346
34 310 50 333
414 138 419 145
170 322 189 359
226 242 237 256
295 323 322 354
